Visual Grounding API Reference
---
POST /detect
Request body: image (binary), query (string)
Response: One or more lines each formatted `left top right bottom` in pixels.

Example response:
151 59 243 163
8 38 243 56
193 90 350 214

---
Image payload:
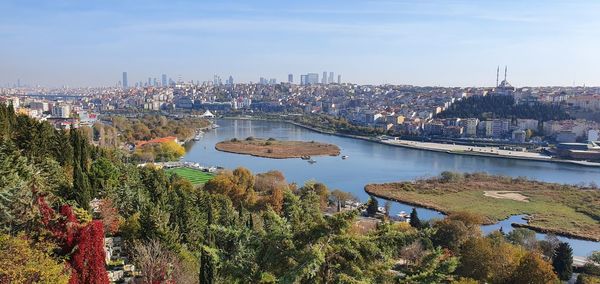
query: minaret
496 66 499 87
504 66 507 82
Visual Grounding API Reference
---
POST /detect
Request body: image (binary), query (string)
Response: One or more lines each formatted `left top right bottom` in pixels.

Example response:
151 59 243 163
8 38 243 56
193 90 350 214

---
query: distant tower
337 74 341 84
322 71 327 84
328 72 334 84
288 74 293 83
161 74 167 86
504 66 507 82
122 72 128 89
496 66 499 87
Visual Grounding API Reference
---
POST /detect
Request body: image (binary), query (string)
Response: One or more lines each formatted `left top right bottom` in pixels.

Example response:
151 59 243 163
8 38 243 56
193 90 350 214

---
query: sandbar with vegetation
215 137 340 159
365 172 600 241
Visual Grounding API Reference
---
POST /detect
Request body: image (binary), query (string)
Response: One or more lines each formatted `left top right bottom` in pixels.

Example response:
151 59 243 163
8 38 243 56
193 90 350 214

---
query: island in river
365 172 600 241
215 137 340 159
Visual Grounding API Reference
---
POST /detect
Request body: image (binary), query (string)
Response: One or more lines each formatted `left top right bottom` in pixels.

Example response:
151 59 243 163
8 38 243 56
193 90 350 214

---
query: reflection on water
185 119 600 256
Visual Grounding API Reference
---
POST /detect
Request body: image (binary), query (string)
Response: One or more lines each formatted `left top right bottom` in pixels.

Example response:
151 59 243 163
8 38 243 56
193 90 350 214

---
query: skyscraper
328 72 334 84
322 71 327 84
337 74 341 84
288 74 293 83
122 72 128 89
161 74 167 86
307 73 319 85
300 75 307 85
147 77 151 86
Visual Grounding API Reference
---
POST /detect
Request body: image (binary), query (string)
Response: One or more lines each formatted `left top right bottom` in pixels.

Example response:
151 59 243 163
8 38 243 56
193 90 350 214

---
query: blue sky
2 0 600 87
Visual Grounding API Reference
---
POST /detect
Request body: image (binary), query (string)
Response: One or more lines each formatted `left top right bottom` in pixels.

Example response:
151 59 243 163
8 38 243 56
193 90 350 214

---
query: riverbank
215 138 340 159
365 172 600 242
222 115 600 167
379 139 600 167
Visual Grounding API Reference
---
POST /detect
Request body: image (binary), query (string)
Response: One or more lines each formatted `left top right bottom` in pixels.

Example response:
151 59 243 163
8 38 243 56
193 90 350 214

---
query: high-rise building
337 74 341 84
307 73 319 85
322 71 327 84
153 78 158 86
122 72 128 89
161 74 167 86
227 75 234 85
328 72 334 84
52 104 71 118
147 77 152 86
300 75 307 85
288 74 293 83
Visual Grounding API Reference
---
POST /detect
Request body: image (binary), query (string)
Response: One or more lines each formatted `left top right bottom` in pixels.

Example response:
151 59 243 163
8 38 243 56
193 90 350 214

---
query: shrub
440 171 464 183
230 138 238 142
267 137 276 141
246 136 254 141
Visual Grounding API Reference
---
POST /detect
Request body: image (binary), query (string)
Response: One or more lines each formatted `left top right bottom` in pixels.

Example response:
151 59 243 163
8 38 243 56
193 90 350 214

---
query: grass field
365 172 600 241
166 167 214 185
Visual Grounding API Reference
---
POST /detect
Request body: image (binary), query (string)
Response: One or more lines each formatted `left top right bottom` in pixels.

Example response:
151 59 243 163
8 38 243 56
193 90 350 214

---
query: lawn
166 167 214 185
365 172 600 241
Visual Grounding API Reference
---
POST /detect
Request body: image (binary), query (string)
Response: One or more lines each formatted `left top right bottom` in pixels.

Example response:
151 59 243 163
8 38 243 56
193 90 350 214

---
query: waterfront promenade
380 138 600 167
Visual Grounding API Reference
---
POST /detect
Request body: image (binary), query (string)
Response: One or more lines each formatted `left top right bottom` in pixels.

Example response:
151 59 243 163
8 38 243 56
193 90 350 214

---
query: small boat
342 155 349 159
308 159 317 164
301 155 311 160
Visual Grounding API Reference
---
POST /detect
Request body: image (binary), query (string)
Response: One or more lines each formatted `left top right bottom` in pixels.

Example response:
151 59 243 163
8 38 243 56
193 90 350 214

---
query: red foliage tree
98 198 121 235
37 196 109 284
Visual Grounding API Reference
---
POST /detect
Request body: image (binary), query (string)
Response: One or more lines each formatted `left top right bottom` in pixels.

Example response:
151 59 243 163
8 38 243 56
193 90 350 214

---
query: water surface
184 119 600 256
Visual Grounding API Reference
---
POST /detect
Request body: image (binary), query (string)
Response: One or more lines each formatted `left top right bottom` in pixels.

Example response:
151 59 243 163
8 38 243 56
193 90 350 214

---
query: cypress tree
70 129 92 210
73 162 91 210
200 205 215 284
409 208 422 228
552 242 573 281
366 196 379 216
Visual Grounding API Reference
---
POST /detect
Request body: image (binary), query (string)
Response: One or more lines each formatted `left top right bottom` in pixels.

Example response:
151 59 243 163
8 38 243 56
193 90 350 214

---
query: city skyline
2 0 600 87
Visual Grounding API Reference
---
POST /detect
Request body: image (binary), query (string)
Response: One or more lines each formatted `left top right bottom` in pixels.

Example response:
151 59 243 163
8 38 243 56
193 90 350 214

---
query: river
184 119 600 257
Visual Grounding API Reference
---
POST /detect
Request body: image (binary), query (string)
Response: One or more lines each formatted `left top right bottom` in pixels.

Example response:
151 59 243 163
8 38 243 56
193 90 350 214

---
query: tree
133 239 186 284
507 228 538 251
269 186 284 214
330 189 356 212
98 198 121 235
0 234 70 283
366 196 379 216
200 206 216 284
409 208 422 228
553 242 573 281
511 252 558 284
404 247 458 283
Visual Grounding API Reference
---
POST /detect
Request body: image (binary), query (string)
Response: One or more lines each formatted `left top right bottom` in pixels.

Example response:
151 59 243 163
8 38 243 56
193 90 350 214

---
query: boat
308 159 317 164
301 155 311 160
342 155 349 159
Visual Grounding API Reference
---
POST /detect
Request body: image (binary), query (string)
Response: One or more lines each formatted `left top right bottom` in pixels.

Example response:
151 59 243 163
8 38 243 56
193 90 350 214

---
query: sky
2 0 600 88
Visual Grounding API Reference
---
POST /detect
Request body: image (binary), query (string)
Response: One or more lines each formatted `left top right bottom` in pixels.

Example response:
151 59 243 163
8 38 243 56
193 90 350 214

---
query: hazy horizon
2 0 600 88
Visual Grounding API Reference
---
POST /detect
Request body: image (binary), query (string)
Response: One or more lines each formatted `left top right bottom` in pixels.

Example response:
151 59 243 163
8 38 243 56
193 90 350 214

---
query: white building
588 129 599 142
52 105 71 118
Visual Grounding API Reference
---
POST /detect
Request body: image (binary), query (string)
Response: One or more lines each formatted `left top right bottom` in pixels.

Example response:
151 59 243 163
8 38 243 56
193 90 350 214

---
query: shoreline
222 115 600 168
364 186 600 242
